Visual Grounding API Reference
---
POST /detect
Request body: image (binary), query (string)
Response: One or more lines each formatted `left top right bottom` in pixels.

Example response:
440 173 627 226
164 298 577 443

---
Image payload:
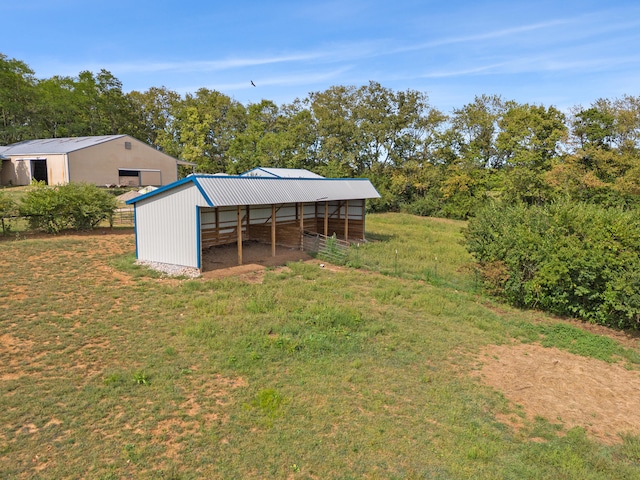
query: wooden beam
360 199 365 240
246 205 251 241
299 202 304 250
271 204 276 257
215 207 220 244
237 205 243 265
324 201 329 237
344 199 349 241
314 202 318 234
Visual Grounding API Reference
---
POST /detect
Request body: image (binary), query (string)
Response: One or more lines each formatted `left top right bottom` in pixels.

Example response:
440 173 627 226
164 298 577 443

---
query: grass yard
1 214 640 479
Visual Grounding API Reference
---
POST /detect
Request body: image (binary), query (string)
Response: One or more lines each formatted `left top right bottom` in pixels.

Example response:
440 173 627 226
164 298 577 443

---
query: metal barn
0 135 187 187
127 174 380 270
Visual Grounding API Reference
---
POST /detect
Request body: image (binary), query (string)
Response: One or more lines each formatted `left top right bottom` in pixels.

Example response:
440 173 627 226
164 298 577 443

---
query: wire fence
303 232 350 264
112 208 134 226
302 231 480 293
0 207 135 235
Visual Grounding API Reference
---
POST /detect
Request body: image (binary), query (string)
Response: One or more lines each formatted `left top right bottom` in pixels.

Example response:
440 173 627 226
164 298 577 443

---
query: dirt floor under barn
200 240 312 280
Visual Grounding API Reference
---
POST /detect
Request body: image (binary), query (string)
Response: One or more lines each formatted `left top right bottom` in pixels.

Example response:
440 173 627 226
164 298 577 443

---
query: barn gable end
134 179 210 269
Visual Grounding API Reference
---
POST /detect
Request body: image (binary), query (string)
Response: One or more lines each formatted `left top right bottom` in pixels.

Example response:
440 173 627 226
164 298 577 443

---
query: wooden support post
237 205 243 265
245 205 250 241
314 202 318 234
324 201 329 237
344 199 349 241
271 204 277 257
361 199 366 240
299 202 304 251
215 207 220 244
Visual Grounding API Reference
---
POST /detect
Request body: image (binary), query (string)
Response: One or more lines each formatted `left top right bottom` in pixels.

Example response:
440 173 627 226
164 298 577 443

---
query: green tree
228 99 319 174
33 76 83 138
572 106 615 151
497 103 567 205
556 97 640 207
126 86 181 149
446 94 506 169
228 100 281 173
309 82 442 177
497 103 567 169
309 85 359 176
0 53 37 144
168 88 246 173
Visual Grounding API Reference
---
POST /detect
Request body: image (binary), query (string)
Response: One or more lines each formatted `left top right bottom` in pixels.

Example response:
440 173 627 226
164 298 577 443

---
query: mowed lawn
1 213 640 479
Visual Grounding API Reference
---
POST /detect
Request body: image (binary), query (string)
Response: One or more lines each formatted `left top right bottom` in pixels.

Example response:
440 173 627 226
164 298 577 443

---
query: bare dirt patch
477 343 640 444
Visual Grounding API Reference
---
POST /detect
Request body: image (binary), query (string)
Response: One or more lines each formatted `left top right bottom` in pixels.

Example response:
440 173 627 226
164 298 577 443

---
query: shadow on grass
365 231 395 242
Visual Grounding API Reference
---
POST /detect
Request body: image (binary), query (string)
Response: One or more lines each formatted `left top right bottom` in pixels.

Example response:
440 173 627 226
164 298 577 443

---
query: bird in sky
251 80 256 87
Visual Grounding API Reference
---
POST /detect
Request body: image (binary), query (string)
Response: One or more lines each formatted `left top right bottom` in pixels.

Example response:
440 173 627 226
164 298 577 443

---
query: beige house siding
1 154 68 185
67 137 177 186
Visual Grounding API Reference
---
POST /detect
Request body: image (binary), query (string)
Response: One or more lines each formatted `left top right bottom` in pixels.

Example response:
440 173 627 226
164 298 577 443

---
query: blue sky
2 0 639 114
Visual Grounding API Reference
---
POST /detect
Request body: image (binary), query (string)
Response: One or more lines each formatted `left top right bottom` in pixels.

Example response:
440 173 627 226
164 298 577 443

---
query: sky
2 0 639 114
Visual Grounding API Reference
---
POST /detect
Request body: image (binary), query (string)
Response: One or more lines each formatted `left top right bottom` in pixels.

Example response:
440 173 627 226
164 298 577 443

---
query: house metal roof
127 174 380 207
241 167 324 178
0 135 126 155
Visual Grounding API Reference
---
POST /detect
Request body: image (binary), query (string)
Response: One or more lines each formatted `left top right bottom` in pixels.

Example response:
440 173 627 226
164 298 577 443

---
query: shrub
402 192 442 217
0 190 19 234
62 182 117 230
20 182 117 233
20 182 70 233
464 200 640 329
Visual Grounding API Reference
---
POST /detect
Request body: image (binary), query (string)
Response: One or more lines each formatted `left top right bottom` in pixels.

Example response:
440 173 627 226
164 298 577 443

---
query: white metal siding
135 183 207 268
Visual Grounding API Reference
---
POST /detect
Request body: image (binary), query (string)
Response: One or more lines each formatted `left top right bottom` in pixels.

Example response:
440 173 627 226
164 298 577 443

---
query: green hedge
464 201 640 329
20 182 117 233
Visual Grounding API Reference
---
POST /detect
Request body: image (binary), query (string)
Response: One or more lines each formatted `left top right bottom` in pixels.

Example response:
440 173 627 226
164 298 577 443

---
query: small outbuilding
126 173 380 270
0 134 188 187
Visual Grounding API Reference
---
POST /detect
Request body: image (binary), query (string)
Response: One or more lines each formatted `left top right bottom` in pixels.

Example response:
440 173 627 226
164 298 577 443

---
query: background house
127 173 380 270
0 135 187 187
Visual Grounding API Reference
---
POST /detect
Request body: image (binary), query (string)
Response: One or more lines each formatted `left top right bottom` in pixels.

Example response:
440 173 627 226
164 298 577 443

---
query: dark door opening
31 160 48 184
118 169 141 186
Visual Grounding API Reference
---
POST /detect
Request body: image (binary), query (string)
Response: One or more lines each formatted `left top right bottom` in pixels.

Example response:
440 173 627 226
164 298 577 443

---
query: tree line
2 52 640 218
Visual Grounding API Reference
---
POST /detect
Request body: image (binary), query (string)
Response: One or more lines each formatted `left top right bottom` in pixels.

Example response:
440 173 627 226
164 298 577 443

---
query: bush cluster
20 182 117 233
464 201 640 329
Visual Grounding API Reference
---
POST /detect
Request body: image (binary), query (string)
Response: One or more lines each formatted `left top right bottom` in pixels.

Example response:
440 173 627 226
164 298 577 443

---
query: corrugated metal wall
135 183 207 268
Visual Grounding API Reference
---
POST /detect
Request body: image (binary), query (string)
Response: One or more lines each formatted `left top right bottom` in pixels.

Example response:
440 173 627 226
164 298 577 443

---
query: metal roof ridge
193 174 373 181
